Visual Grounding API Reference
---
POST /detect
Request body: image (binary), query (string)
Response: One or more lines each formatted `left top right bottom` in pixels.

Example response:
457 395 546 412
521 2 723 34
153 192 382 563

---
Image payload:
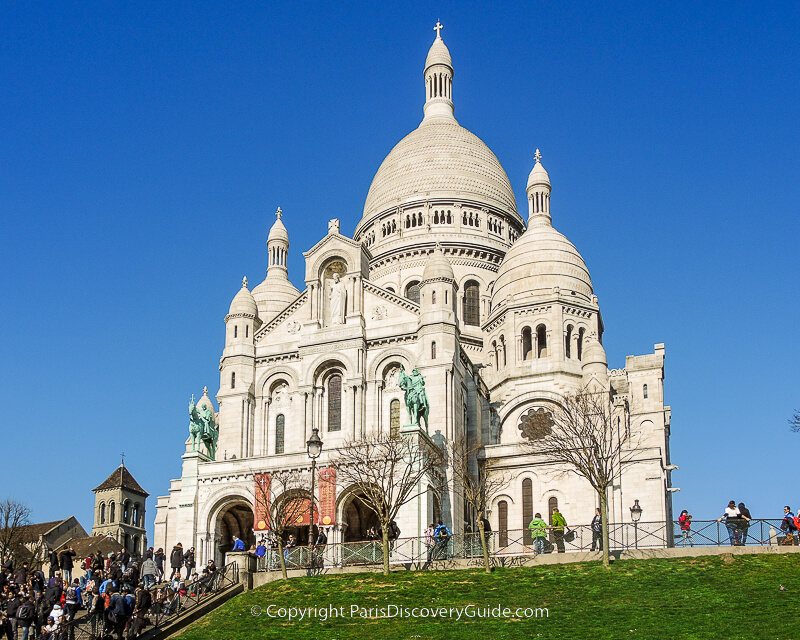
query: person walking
717 501 741 545
590 508 603 551
737 502 752 545
15 594 35 640
424 524 436 562
550 508 567 553
140 556 157 590
528 513 549 554
153 548 165 582
433 521 451 560
678 510 695 547
183 547 196 579
169 543 184 579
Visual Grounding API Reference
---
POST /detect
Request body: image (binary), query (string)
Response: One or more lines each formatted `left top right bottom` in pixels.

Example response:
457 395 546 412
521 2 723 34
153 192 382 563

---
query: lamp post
306 427 323 550
630 499 643 550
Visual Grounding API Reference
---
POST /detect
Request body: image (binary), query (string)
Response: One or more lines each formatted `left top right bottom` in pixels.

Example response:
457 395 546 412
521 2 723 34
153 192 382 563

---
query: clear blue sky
2 2 798 541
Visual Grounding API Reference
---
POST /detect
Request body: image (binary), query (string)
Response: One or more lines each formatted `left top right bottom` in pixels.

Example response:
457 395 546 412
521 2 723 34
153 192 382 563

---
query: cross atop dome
434 20 443 38
276 206 282 219
534 148 542 163
242 276 248 288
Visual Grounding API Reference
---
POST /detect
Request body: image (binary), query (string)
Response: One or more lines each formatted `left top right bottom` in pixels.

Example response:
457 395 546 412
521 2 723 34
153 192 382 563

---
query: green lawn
175 554 800 639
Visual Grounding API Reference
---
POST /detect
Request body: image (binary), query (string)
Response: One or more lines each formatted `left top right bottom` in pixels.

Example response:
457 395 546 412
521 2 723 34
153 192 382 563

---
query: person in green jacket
528 513 548 554
551 508 567 553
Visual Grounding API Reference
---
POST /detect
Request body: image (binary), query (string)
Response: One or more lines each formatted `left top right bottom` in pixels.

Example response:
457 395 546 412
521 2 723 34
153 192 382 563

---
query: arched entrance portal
217 501 255 562
342 493 379 542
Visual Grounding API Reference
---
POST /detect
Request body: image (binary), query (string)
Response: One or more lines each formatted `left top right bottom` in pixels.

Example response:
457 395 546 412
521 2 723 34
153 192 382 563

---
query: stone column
263 398 271 456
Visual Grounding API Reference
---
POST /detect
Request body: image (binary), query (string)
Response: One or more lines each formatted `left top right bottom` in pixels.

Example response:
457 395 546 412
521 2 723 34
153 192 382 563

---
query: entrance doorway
342 493 379 542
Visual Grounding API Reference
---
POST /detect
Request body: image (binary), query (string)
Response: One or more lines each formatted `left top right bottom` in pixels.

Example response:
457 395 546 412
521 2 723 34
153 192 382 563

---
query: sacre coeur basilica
154 25 673 564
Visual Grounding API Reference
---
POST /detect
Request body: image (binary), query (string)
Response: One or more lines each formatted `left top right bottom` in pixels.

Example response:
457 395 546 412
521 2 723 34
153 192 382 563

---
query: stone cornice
363 280 420 314
254 290 308 343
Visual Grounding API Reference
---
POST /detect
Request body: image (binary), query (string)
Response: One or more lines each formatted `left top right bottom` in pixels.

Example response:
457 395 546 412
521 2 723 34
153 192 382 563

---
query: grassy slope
175 554 800 640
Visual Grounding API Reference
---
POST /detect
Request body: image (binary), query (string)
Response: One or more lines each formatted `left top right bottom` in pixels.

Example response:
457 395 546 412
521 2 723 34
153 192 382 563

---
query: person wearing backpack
64 579 80 623
433 522 451 560
16 593 36 640
88 586 105 638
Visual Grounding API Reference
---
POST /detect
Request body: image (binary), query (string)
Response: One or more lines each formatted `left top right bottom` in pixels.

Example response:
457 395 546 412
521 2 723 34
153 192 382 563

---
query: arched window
500 335 507 366
431 341 437 359
133 536 140 555
536 325 547 358
577 328 585 361
390 399 400 439
405 281 420 305
385 286 395 294
123 501 130 524
498 500 508 547
275 414 285 453
245 325 249 338
522 479 533 545
643 384 648 399
133 504 140 527
431 290 436 305
231 371 236 389
548 497 559 524
327 374 342 432
122 533 128 551
522 327 533 361
444 290 448 305
463 281 480 326
565 325 573 359
234 325 238 338
110 502 116 523
99 503 106 525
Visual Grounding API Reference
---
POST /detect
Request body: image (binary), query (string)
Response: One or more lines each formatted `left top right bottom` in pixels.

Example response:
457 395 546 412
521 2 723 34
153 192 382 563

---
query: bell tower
92 461 149 556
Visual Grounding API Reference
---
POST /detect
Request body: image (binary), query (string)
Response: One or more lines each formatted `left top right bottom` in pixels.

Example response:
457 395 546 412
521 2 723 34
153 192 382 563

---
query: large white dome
360 119 519 226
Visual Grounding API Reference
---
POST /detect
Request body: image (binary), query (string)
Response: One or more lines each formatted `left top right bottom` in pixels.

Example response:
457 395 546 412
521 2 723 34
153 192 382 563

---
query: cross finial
203 386 208 395
191 393 195 403
434 20 443 38
120 452 125 466
242 276 248 288
534 148 542 163
276 206 282 219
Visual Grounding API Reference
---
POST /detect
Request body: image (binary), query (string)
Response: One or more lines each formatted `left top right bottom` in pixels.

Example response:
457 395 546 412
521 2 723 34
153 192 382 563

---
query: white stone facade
154 28 673 565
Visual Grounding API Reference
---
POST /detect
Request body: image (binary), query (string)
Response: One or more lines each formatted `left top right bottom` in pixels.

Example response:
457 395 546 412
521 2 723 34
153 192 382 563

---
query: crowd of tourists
0 543 220 640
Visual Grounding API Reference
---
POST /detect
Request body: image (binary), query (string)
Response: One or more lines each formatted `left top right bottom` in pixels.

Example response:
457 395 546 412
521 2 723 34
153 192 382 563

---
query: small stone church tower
92 463 149 556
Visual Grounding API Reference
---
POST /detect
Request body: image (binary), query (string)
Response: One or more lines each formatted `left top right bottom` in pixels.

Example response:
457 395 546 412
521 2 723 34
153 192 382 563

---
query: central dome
360 119 519 225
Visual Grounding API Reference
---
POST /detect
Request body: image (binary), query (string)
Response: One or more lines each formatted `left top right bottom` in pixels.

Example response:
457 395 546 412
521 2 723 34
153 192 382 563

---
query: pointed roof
93 464 149 497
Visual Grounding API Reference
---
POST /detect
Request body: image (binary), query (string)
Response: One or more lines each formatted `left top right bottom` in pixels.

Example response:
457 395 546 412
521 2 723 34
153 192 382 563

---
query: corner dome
227 278 258 318
360 120 519 225
527 157 551 190
492 221 593 305
252 276 300 321
582 335 607 366
422 245 455 282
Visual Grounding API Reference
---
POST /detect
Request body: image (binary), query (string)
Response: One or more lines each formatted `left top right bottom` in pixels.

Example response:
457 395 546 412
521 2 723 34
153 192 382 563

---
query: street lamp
306 427 323 549
630 499 643 550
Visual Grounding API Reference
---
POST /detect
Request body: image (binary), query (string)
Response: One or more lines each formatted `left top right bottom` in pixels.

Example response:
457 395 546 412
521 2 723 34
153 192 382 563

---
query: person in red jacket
678 510 694 547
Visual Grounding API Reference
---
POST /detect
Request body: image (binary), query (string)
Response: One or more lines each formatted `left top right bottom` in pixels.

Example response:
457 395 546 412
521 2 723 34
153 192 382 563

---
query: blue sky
1 2 798 540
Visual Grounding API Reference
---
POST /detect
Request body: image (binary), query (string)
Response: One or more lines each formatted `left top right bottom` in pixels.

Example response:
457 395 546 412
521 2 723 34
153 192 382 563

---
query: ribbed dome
227 279 258 318
422 246 455 282
425 36 452 71
267 215 288 244
252 276 300 321
493 220 593 305
582 335 607 366
527 159 551 190
361 119 519 224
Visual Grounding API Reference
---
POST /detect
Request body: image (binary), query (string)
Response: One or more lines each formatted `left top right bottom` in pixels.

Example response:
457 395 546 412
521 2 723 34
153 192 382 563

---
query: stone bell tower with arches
92 462 149 556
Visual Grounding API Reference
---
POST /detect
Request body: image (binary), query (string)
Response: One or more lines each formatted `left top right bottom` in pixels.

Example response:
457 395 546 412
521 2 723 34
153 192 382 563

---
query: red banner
318 467 336 526
254 473 270 531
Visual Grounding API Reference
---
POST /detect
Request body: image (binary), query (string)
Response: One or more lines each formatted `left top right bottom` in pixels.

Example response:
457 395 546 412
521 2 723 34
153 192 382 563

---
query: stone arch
310 251 352 283
336 485 380 543
202 488 256 566
367 348 416 382
304 353 354 386
256 366 300 397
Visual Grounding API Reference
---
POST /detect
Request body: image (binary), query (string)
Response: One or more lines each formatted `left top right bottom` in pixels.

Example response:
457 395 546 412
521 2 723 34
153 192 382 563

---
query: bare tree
0 499 32 563
446 436 513 573
253 470 312 580
332 432 444 575
519 389 642 567
790 410 800 433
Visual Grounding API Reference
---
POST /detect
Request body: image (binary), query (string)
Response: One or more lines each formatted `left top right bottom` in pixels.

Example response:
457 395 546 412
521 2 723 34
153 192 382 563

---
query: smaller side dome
267 207 289 244
422 245 455 282
425 36 453 71
197 385 216 413
527 150 551 191
582 334 607 366
227 277 258 319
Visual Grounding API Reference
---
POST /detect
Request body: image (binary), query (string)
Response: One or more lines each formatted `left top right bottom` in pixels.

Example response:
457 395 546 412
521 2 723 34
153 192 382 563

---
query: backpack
65 586 77 602
794 516 800 531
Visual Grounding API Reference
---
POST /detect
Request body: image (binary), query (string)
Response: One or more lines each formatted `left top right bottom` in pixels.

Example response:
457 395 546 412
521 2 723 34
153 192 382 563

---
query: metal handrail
255 519 795 572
